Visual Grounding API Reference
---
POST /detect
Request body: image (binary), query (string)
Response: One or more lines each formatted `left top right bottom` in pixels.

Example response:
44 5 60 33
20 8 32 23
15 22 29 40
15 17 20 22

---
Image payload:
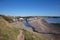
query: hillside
0 16 19 40
22 29 49 40
0 15 49 40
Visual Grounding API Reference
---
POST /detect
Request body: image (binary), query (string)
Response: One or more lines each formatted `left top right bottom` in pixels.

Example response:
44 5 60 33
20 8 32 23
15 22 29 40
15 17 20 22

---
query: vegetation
22 29 49 40
0 15 14 23
0 16 19 40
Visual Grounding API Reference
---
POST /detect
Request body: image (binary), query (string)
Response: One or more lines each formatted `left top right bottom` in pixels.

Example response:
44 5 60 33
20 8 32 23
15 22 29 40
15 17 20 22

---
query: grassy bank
0 16 19 40
22 29 49 40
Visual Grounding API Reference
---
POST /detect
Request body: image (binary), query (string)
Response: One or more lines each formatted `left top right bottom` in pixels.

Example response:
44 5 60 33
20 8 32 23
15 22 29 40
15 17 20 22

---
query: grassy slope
0 16 19 40
0 15 49 40
22 29 49 40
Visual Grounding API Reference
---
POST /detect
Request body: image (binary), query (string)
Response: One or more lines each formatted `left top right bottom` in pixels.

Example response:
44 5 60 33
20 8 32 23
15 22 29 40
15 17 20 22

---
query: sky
0 0 60 16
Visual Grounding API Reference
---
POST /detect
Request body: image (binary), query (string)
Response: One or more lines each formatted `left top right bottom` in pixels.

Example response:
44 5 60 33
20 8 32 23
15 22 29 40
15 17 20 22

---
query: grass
22 29 49 40
0 16 19 40
0 15 13 23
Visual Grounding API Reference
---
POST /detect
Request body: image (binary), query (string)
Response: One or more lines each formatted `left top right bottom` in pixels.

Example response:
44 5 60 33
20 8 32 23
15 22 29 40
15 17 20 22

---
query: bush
0 15 13 23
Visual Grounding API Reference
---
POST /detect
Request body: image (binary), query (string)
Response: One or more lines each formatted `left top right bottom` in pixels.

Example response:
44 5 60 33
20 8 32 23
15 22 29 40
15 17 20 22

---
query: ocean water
44 18 60 23
22 21 32 27
22 21 36 31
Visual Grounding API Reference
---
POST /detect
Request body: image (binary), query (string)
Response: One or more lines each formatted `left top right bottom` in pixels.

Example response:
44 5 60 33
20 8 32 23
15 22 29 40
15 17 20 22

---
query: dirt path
17 30 24 40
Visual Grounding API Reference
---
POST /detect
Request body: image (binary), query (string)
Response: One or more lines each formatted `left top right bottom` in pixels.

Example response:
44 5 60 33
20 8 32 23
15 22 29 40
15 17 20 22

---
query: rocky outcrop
28 18 51 33
28 18 60 40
